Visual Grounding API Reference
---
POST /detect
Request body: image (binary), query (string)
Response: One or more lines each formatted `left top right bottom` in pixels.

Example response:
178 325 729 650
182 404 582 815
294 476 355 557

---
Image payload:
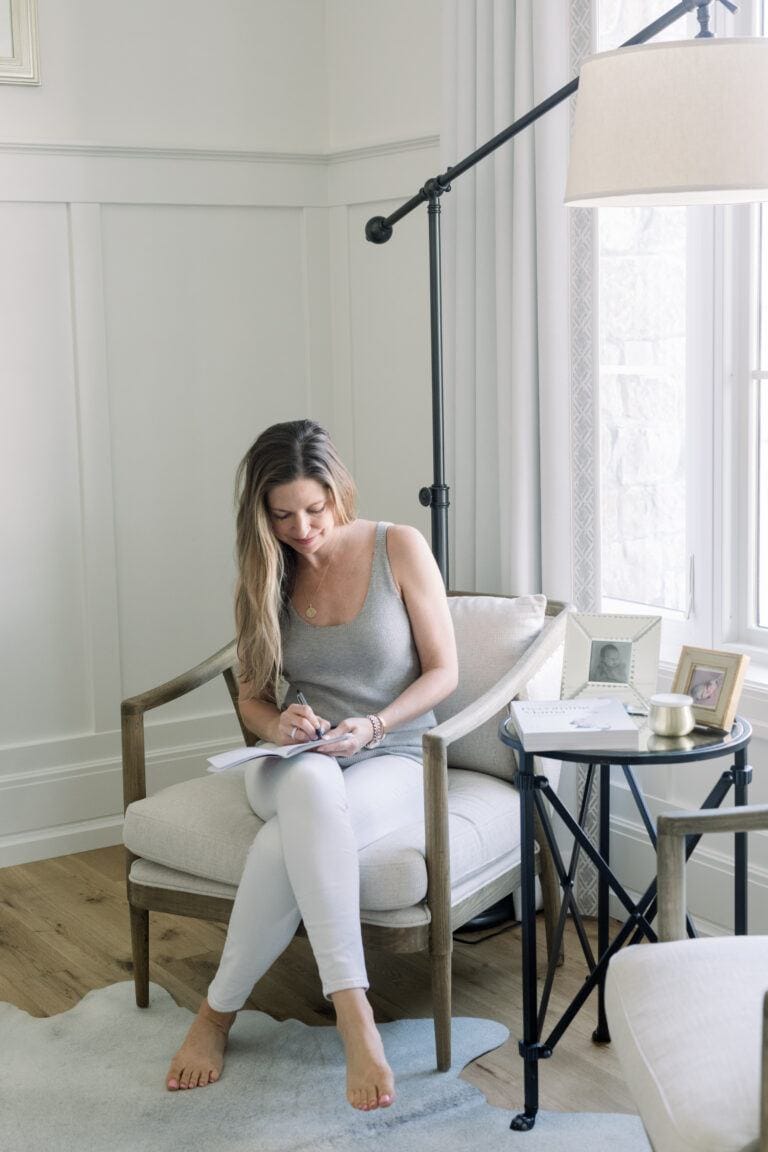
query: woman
166 419 458 1112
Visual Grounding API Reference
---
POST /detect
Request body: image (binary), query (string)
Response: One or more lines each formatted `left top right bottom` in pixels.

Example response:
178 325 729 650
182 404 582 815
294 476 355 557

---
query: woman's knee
275 752 346 810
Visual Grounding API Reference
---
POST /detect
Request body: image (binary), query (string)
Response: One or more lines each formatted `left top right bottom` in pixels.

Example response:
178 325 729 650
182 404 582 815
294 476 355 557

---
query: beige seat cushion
123 766 526 912
435 594 547 778
606 936 768 1152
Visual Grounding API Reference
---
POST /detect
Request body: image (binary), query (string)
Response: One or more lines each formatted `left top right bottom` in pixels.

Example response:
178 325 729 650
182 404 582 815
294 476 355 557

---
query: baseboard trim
0 715 246 869
0 815 124 869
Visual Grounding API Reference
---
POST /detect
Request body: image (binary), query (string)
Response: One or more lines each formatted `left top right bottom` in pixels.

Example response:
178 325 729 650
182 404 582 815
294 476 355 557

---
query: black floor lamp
365 0 768 590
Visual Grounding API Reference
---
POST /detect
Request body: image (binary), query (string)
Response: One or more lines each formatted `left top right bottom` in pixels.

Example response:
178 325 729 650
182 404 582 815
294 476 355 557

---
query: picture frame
671 646 750 732
0 0 40 85
561 613 662 710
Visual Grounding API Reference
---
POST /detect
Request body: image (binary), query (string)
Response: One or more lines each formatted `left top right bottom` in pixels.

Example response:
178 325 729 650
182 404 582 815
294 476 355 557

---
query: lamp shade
565 38 768 206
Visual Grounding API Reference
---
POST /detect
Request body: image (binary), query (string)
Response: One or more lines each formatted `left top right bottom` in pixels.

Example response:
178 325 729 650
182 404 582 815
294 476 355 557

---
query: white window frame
715 0 768 688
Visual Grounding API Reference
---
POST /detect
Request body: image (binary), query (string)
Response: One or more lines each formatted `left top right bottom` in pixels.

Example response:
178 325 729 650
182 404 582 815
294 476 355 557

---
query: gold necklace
304 532 340 619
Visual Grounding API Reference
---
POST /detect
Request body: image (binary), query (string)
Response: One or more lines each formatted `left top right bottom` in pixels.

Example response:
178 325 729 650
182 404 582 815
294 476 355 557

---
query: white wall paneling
344 196 434 533
0 132 441 866
101 201 313 706
68 203 122 733
0 202 91 748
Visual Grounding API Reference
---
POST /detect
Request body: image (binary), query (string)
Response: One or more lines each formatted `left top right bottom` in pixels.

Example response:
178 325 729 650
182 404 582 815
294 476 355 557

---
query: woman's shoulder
384 522 429 553
383 523 434 589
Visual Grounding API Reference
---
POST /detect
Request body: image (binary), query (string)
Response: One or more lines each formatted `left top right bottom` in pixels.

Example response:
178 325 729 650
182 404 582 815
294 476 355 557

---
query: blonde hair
235 420 356 701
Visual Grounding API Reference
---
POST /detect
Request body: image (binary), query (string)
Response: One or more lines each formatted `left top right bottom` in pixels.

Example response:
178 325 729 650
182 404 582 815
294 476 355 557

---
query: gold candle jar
649 693 695 737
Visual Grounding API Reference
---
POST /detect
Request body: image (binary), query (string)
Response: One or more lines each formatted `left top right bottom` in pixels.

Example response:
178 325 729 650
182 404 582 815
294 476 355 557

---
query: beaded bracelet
364 713 385 749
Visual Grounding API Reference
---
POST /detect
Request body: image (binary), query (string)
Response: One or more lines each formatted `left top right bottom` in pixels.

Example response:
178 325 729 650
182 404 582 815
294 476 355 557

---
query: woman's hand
275 703 330 746
314 716 375 758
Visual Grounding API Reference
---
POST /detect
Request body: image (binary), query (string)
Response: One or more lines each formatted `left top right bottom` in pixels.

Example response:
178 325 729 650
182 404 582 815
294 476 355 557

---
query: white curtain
441 0 573 597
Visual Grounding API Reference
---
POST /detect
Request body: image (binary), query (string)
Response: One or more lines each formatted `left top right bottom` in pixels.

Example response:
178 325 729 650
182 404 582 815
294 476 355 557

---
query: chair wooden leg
129 903 150 1008
431 950 452 1071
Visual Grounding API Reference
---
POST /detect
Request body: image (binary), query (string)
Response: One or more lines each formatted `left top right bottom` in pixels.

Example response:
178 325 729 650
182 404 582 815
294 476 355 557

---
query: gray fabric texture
0 981 651 1152
281 521 435 766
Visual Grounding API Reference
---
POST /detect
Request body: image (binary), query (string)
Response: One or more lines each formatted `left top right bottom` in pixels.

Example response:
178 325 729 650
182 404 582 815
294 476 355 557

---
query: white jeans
206 751 424 1009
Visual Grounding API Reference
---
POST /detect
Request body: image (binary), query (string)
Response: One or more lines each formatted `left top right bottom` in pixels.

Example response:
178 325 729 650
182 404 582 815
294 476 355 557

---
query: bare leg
333 988 394 1111
166 998 237 1090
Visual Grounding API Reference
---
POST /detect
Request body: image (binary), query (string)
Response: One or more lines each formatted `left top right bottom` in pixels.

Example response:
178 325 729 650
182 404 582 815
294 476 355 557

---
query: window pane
598 210 688 612
597 2 689 615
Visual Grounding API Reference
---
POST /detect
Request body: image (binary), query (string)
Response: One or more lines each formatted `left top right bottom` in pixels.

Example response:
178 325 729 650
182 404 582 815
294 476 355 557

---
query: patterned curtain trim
569 0 601 916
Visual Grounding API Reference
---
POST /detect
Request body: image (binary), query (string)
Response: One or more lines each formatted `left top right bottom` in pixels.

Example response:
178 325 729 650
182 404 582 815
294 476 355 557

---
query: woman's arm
317 524 458 756
378 522 458 730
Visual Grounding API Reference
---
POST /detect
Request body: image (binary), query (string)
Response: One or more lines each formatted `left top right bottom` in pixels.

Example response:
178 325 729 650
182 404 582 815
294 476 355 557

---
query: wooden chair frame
122 595 568 1071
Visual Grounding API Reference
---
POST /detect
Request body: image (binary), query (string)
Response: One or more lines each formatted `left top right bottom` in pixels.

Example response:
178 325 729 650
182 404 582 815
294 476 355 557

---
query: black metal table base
501 723 752 1131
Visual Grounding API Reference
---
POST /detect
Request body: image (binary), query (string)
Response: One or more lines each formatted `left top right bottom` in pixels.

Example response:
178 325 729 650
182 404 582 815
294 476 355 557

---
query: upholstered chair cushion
123 766 525 913
435 594 547 779
606 936 768 1152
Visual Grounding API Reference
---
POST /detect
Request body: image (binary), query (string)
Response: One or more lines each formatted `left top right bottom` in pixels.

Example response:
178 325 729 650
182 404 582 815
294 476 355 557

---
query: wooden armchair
606 805 768 1152
122 592 570 1071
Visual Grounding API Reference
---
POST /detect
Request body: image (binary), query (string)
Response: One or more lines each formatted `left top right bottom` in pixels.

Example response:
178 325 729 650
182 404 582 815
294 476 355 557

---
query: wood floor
0 845 636 1116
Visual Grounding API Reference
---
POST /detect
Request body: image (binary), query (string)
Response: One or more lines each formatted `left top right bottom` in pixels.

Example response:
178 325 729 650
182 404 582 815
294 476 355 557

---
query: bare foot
166 999 236 1090
333 989 395 1111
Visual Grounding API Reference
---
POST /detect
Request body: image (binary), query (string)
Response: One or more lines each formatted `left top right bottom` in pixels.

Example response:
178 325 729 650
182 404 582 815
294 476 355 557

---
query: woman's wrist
364 713 386 749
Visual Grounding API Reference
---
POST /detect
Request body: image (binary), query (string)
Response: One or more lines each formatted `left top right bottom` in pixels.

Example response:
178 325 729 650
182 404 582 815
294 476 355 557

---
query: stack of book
508 697 641 752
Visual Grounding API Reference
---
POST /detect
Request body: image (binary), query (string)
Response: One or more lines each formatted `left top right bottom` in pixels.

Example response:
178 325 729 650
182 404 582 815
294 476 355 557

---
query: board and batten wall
0 0 440 866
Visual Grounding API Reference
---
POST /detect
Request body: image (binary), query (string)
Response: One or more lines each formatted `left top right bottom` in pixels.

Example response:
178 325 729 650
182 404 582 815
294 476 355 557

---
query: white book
508 697 641 753
207 736 330 772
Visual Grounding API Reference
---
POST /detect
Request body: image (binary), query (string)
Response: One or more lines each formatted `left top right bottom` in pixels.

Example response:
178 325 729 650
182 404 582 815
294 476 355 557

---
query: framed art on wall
671 646 750 732
0 0 39 85
561 613 662 709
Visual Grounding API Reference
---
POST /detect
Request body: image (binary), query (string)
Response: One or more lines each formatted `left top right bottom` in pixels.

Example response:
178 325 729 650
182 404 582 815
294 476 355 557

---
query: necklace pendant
305 604 317 619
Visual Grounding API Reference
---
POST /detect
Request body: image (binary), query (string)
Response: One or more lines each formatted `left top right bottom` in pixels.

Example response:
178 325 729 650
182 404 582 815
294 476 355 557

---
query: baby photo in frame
562 613 662 709
671 646 749 732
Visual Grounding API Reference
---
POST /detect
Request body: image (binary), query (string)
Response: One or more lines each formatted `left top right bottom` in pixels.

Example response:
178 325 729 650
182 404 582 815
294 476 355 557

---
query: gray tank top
281 522 435 766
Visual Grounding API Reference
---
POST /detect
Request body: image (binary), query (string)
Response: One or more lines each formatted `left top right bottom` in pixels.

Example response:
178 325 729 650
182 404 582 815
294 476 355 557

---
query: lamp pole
365 0 735 588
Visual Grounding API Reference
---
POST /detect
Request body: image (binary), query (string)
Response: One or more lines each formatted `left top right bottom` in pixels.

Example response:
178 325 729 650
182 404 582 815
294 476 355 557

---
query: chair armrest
121 640 238 717
121 639 240 811
657 804 768 941
421 606 570 949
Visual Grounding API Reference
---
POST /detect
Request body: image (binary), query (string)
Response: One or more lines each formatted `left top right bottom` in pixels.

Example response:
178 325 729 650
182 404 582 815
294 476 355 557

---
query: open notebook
207 736 330 773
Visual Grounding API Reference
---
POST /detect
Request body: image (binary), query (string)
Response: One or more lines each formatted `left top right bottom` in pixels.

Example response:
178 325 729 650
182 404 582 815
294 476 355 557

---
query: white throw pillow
436 594 547 779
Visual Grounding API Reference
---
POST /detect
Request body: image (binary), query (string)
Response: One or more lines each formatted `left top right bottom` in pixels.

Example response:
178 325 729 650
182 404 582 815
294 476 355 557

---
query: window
595 0 768 671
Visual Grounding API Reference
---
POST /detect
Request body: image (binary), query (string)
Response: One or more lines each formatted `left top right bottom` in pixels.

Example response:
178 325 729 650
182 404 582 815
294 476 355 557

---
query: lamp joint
419 484 450 508
422 176 447 201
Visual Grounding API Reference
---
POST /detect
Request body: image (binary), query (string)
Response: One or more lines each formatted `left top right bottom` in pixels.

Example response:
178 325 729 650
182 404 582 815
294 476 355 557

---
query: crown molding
0 133 439 166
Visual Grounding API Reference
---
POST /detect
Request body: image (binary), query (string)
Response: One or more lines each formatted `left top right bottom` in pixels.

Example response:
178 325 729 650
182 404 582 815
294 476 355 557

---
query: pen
296 691 324 741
